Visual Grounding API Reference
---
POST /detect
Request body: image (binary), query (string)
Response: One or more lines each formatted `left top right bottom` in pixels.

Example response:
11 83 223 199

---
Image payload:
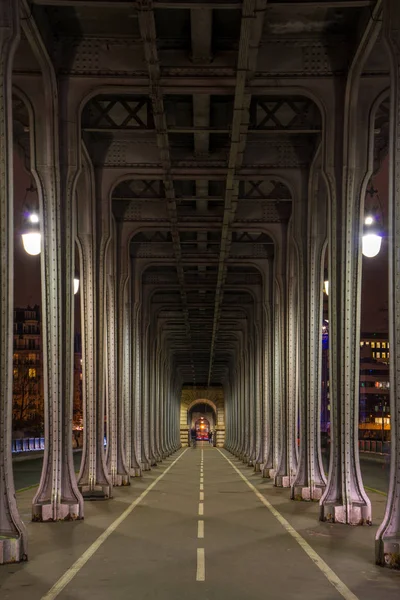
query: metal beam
207 0 267 385
31 0 372 6
138 0 197 383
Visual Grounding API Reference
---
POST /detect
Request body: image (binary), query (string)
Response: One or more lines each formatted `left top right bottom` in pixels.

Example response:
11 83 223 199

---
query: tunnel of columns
1 0 400 572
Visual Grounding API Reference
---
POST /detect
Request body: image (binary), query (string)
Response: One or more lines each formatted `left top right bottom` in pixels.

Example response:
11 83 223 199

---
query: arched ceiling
22 0 384 387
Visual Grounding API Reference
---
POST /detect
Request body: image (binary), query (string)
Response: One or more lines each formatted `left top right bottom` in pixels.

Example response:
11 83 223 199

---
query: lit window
13 368 18 379
372 352 375 358
376 352 381 359
371 342 375 348
382 352 386 359
28 368 36 379
382 342 386 349
376 342 381 349
366 341 370 345
28 353 36 362
360 341 364 347
13 353 19 363
387 343 390 349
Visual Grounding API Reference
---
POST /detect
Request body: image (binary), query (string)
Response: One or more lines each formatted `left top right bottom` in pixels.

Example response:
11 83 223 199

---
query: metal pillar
286 270 299 487
33 82 84 521
131 301 142 476
272 285 288 485
0 0 27 563
292 169 327 501
77 234 112 498
376 0 400 567
262 298 274 476
106 272 129 486
140 317 151 471
319 70 377 524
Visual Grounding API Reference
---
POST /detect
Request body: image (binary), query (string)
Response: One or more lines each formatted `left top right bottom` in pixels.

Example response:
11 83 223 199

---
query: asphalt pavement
2 446 399 600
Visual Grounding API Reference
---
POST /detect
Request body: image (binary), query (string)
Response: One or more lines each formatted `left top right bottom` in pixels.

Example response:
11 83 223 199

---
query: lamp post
362 185 383 258
74 272 80 295
21 212 41 255
323 268 329 296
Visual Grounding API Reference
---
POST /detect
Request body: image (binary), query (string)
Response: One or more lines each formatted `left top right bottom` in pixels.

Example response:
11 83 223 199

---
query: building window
371 342 375 348
366 341 370 345
360 341 364 347
372 352 375 358
376 342 381 348
28 368 37 379
382 342 386 349
13 353 19 363
13 368 18 379
376 352 381 359
382 352 386 359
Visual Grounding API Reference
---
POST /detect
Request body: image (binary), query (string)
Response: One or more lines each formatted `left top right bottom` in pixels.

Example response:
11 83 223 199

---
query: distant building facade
321 328 390 443
359 333 390 441
13 305 43 428
12 305 83 433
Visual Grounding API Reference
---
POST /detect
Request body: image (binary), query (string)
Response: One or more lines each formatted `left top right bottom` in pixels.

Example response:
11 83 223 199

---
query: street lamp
21 185 41 256
21 212 41 255
362 185 383 258
74 272 80 295
323 268 329 296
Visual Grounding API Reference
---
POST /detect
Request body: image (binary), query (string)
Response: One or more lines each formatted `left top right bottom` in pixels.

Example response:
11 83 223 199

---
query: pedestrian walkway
1 446 399 600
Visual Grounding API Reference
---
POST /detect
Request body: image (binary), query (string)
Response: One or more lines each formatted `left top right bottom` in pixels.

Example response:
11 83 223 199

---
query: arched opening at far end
188 401 216 444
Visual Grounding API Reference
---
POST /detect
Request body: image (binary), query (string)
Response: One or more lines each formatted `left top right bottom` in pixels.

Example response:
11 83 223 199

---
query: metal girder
30 0 373 7
207 0 267 385
137 0 196 382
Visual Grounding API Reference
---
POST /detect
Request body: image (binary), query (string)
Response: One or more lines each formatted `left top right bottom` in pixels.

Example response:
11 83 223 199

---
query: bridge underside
0 0 400 584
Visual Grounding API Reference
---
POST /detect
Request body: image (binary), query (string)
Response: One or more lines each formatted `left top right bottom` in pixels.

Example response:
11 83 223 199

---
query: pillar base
376 538 400 569
292 485 324 501
79 484 111 500
320 502 371 525
247 459 254 467
130 467 142 477
32 501 83 522
254 462 261 473
275 474 291 488
0 536 27 564
262 466 272 478
141 462 151 471
112 474 130 487
264 467 275 479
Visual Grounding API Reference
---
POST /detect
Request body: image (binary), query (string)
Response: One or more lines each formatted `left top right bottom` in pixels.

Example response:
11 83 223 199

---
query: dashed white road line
41 449 189 600
197 548 205 581
197 447 205 581
217 449 360 600
198 520 204 539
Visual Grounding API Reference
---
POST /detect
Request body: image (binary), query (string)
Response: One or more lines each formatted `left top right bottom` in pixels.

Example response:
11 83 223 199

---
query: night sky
13 152 389 334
